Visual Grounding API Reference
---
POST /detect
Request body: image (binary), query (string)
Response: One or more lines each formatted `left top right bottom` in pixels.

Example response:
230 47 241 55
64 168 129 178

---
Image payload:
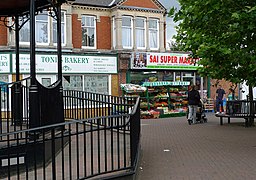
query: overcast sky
158 0 180 46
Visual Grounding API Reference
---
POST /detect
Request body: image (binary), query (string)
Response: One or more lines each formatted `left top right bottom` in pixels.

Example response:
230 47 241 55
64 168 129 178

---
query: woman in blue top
227 88 235 114
227 88 234 101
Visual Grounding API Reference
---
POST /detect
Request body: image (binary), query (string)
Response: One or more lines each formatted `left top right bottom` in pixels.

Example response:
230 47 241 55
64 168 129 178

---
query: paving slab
136 113 256 180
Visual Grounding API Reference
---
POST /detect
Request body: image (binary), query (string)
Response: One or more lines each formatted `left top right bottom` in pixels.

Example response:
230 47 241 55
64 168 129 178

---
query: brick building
0 0 168 96
0 0 212 98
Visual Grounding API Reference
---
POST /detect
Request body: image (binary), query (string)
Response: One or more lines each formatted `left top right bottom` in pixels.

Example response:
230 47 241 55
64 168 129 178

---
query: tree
169 0 256 126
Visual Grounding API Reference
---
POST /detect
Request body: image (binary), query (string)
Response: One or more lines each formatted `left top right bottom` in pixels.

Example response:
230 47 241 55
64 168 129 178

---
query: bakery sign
131 52 200 70
12 54 117 74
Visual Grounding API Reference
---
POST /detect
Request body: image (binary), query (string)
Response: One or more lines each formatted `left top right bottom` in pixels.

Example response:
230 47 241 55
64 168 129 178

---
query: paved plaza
136 113 256 180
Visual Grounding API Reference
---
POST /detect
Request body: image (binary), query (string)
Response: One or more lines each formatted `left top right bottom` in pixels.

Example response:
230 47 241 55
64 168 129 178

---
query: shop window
63 75 83 91
42 78 51 87
19 10 66 46
175 72 181 81
63 75 109 95
135 17 146 49
148 18 159 50
163 71 174 81
130 72 158 85
182 72 195 84
130 71 176 85
122 16 133 49
84 75 109 95
81 15 96 48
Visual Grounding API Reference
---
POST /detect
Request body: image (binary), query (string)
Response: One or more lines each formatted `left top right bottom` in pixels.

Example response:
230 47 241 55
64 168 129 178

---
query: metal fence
0 81 141 179
226 100 256 116
0 78 30 136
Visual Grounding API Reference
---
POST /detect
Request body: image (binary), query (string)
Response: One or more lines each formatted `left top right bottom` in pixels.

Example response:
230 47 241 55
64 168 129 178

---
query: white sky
158 0 180 45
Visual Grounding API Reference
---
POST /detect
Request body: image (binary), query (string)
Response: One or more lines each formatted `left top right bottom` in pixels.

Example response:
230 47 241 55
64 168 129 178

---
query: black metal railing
226 100 256 116
0 87 141 179
0 77 30 137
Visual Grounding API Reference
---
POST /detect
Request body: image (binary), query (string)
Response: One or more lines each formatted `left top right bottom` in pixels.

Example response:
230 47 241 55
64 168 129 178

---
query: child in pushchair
188 99 208 125
196 99 208 123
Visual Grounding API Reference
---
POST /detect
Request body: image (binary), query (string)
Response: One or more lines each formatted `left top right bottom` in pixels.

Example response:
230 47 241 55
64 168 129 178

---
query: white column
146 18 150 51
133 16 136 50
115 14 123 50
159 20 165 52
65 12 73 48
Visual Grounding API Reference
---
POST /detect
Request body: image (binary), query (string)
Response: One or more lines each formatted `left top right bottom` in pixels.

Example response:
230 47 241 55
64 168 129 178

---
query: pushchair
187 99 208 125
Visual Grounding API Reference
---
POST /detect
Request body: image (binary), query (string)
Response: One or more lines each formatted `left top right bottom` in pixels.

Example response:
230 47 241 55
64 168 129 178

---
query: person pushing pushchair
187 85 207 125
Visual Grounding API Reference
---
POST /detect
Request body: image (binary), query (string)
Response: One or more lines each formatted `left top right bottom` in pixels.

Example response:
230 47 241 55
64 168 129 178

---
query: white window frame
35 10 50 45
19 20 30 45
148 18 159 50
122 16 133 49
53 10 67 46
135 17 146 49
81 15 97 49
19 10 66 46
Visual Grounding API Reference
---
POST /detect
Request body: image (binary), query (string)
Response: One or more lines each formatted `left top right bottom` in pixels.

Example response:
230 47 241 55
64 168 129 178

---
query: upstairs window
35 11 49 44
81 15 96 48
19 20 30 43
149 19 159 49
19 10 66 46
135 17 146 49
122 16 133 49
53 11 66 45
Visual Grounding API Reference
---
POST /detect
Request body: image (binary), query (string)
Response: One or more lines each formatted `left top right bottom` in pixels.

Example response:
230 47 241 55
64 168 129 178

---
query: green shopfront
126 52 209 118
128 53 207 90
0 53 118 95
129 52 208 97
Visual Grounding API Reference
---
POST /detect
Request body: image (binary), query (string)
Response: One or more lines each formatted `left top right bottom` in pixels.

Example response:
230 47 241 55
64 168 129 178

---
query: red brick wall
210 79 238 100
0 19 7 46
123 0 158 9
72 14 82 48
97 16 111 50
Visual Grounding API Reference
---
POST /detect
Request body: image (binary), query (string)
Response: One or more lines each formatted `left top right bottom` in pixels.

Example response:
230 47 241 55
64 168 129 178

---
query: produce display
122 81 189 118
120 84 146 93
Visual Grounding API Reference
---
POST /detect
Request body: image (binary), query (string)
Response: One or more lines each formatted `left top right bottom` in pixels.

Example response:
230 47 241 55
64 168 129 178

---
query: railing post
12 83 23 126
130 98 140 167
29 85 40 128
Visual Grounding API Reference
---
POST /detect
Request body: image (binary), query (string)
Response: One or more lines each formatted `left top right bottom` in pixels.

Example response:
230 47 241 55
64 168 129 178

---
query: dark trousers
216 99 223 112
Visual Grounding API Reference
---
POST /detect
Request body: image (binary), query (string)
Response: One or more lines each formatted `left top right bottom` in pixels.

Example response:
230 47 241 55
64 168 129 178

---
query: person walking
187 85 200 125
227 88 235 114
216 84 226 114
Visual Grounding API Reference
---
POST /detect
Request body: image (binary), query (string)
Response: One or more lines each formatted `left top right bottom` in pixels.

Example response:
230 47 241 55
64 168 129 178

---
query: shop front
126 52 209 118
129 52 203 86
0 52 118 95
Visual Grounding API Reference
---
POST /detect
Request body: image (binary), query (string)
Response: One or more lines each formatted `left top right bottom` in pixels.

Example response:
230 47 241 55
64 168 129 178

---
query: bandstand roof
0 0 68 17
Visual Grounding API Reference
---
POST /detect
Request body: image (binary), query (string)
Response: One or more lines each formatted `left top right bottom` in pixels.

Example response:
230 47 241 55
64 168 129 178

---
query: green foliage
170 0 256 87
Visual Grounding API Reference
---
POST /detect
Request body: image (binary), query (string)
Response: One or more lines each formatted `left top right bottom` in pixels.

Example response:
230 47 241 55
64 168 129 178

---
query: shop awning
142 81 190 87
